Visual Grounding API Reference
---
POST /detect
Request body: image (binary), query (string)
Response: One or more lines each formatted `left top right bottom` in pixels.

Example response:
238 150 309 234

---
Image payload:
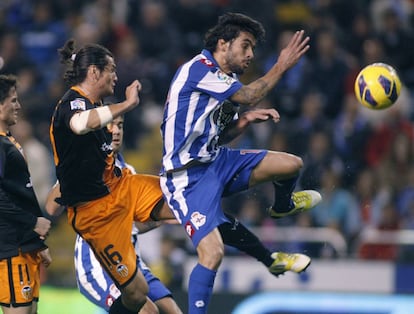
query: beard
225 53 246 75
228 61 245 75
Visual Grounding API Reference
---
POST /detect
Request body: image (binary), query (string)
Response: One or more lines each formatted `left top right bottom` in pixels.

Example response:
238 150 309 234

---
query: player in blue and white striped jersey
160 12 322 314
47 112 313 314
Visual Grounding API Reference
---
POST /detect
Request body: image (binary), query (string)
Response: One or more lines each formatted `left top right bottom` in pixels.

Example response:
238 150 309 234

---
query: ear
217 39 229 52
88 65 99 81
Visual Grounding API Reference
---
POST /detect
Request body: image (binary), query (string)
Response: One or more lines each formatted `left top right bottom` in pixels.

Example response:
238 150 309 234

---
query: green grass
37 286 103 314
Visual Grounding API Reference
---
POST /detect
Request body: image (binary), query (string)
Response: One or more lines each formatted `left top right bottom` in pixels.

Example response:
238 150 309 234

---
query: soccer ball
354 62 402 110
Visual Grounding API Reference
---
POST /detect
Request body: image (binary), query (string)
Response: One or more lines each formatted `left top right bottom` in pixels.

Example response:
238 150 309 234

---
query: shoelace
279 253 295 261
293 194 309 205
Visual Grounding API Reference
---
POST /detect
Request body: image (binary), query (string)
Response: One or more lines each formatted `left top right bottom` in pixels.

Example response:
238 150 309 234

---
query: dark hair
0 74 17 103
58 39 113 85
204 12 265 52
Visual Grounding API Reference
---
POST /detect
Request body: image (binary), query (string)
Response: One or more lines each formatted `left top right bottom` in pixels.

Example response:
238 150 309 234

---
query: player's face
0 87 20 127
108 116 124 153
225 31 256 75
97 56 117 97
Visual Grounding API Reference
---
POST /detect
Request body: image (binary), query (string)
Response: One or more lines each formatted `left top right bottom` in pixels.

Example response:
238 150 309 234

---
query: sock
271 176 298 213
188 263 216 314
219 213 274 267
108 297 140 314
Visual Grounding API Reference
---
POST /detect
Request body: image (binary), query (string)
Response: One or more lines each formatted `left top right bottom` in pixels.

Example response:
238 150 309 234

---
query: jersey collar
201 49 219 68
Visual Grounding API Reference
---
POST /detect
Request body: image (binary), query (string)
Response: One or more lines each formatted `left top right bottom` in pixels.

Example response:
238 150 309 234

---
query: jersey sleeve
60 97 89 129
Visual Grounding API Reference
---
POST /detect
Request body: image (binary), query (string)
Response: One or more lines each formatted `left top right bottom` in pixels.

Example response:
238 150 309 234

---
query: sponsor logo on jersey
190 211 206 229
195 300 205 308
185 221 195 237
21 286 32 300
106 294 115 308
100 142 112 152
116 264 129 277
70 98 86 111
200 58 214 67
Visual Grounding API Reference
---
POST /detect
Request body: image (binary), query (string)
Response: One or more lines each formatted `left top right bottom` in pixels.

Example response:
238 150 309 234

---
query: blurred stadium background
2 0 414 313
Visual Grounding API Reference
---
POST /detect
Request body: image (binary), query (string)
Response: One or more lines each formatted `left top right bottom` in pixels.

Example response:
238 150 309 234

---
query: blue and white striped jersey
161 49 243 173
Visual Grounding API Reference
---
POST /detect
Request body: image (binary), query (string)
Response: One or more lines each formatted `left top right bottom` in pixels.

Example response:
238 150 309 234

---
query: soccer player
49 39 178 314
46 115 182 314
0 74 52 314
46 113 312 313
160 13 322 313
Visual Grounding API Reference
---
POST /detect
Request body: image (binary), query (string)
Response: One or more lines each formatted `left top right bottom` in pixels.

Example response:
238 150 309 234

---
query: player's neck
0 121 9 134
76 83 99 104
213 52 232 75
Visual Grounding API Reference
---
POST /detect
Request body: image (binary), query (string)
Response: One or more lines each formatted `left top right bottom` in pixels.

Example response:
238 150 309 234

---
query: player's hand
34 217 51 240
242 108 280 124
39 248 52 268
276 30 310 72
124 80 142 109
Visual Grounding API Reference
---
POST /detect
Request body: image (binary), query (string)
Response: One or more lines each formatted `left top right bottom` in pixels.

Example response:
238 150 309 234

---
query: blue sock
188 263 217 314
272 176 298 212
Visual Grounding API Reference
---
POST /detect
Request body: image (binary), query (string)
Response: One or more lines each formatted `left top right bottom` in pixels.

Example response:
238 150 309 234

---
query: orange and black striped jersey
0 132 46 259
50 87 119 206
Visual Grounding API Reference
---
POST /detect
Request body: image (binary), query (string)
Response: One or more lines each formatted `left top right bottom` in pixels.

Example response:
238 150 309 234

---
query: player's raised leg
249 151 321 218
219 213 310 276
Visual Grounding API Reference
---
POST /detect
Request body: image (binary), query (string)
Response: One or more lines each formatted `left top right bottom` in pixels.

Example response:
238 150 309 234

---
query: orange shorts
0 251 41 307
67 173 163 287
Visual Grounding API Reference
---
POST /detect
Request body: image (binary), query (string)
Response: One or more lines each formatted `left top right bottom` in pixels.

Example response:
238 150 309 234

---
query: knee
125 291 147 310
198 243 224 270
295 155 304 169
122 279 149 309
288 154 303 173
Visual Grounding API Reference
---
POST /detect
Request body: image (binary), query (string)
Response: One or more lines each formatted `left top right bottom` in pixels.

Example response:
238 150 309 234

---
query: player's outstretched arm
219 108 280 145
70 80 142 135
231 30 310 106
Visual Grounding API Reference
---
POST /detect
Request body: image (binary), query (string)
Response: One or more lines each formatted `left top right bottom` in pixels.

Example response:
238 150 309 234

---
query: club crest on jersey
190 211 206 229
216 70 233 85
70 98 86 111
21 285 32 300
116 264 129 277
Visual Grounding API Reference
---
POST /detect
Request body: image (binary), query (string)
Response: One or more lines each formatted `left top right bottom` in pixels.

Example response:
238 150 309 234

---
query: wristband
96 106 113 128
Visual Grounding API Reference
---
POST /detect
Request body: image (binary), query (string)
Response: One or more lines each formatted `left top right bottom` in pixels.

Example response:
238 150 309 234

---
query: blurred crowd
1 0 414 288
